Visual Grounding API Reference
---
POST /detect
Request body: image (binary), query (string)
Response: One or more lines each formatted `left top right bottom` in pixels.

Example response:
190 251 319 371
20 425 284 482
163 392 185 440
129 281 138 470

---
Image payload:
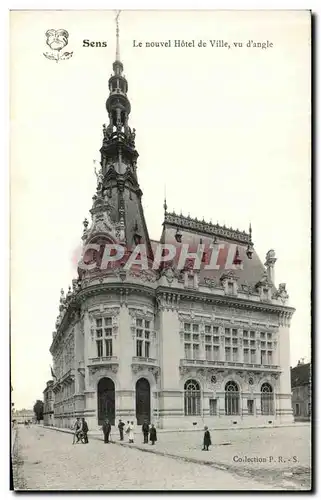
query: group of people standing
73 417 89 444
101 418 157 445
74 417 211 451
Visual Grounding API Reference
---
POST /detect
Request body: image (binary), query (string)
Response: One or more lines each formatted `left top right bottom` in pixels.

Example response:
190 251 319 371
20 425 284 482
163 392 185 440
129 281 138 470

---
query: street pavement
12 426 298 491
112 424 311 490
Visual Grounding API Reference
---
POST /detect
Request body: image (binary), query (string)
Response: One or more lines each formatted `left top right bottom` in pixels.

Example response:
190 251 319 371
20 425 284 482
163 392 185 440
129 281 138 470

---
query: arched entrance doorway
97 377 115 425
136 378 150 425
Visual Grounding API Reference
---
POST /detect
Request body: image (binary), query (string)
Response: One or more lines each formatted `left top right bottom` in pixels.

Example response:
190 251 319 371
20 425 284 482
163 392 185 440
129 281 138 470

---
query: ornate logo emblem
43 29 73 63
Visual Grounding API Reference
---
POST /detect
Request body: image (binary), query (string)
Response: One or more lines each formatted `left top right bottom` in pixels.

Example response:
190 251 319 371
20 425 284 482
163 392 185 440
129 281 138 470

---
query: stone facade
43 380 55 426
48 30 295 431
12 409 34 424
291 361 311 421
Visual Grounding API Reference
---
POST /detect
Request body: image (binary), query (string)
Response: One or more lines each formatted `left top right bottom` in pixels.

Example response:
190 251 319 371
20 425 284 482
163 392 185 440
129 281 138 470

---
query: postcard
10 9 311 491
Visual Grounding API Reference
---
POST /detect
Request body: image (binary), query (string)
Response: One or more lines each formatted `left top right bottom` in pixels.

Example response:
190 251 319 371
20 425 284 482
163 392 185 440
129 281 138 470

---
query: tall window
95 317 113 357
184 379 201 416
232 347 238 362
261 383 274 415
184 323 200 360
135 318 151 358
204 325 220 361
267 350 273 365
225 381 240 415
243 348 249 363
250 349 256 363
247 399 254 415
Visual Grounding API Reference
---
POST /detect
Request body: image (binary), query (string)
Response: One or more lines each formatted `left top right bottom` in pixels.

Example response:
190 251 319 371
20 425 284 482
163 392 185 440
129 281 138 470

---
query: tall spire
115 10 121 62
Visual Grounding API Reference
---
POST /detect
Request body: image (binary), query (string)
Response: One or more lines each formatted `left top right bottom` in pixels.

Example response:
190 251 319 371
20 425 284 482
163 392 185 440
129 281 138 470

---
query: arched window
225 381 240 415
261 383 274 415
184 379 201 416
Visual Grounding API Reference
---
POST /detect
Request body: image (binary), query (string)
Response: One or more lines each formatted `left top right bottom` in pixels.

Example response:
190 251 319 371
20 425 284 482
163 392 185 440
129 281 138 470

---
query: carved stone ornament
129 307 154 322
89 364 118 385
220 270 238 283
161 266 176 284
275 283 289 303
204 277 217 289
179 366 191 376
255 271 273 290
129 269 157 283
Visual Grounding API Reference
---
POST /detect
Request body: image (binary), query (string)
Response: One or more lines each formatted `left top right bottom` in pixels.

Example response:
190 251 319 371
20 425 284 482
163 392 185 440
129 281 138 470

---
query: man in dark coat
149 424 157 445
118 419 125 441
102 418 111 443
82 418 89 444
142 419 150 444
202 426 211 451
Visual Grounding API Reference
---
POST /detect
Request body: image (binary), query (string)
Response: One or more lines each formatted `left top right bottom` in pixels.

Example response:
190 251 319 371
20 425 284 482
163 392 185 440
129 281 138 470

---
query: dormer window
175 228 182 243
134 234 142 245
263 288 269 299
228 282 234 294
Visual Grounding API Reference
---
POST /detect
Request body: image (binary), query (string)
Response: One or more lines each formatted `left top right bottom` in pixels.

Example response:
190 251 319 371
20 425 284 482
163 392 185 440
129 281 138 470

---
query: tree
33 400 44 423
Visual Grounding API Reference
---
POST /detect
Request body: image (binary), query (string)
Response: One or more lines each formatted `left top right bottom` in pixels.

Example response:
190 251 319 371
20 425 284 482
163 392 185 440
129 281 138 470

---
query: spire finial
115 10 121 61
163 185 167 214
249 222 252 241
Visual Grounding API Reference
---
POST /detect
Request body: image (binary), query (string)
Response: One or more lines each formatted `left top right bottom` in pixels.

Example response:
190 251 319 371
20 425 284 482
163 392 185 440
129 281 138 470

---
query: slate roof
151 214 276 291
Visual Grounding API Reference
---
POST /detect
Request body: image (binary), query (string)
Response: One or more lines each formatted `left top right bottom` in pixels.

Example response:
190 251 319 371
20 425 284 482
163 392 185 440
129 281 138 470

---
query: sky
10 9 311 409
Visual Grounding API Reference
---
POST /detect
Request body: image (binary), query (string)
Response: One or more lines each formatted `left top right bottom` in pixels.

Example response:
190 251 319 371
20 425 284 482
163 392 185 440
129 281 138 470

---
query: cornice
155 285 295 316
164 212 250 244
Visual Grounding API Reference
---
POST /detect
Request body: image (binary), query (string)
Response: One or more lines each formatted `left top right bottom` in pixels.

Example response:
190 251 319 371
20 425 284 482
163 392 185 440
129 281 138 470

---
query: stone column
158 299 183 428
219 327 225 361
117 305 135 420
277 312 294 423
264 250 277 284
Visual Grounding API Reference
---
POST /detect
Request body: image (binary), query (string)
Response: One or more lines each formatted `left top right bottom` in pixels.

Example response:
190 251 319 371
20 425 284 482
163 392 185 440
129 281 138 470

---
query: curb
40 421 310 436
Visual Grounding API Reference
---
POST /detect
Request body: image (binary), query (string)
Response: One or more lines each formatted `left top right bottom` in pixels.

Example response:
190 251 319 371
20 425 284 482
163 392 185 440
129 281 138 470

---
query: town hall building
48 23 295 431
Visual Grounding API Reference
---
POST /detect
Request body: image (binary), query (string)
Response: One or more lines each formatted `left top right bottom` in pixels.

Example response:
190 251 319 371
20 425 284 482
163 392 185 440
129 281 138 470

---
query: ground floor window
184 379 201 416
295 403 300 416
261 383 274 415
225 381 240 415
209 398 217 415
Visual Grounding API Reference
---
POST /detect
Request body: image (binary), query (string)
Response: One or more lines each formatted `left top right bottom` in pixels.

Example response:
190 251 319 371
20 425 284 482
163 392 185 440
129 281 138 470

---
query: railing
180 359 281 371
88 356 118 365
132 357 157 365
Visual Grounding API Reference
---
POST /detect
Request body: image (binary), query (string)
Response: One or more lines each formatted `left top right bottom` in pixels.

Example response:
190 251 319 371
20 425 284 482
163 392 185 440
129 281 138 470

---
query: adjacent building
43 380 55 426
291 360 311 421
12 409 34 424
49 26 295 430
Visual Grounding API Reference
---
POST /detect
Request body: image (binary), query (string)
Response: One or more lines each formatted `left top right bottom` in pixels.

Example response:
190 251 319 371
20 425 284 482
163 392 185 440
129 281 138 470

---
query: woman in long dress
128 421 135 443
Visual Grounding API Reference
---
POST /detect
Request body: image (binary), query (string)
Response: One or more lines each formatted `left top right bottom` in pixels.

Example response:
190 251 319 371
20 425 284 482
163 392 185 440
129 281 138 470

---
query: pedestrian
82 417 89 444
202 426 211 451
102 418 111 443
73 417 82 444
118 419 125 441
142 419 149 444
149 424 157 445
128 421 135 443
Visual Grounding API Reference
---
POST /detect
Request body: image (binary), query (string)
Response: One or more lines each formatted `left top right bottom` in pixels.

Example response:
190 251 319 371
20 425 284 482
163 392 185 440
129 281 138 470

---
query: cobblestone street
11 426 303 491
